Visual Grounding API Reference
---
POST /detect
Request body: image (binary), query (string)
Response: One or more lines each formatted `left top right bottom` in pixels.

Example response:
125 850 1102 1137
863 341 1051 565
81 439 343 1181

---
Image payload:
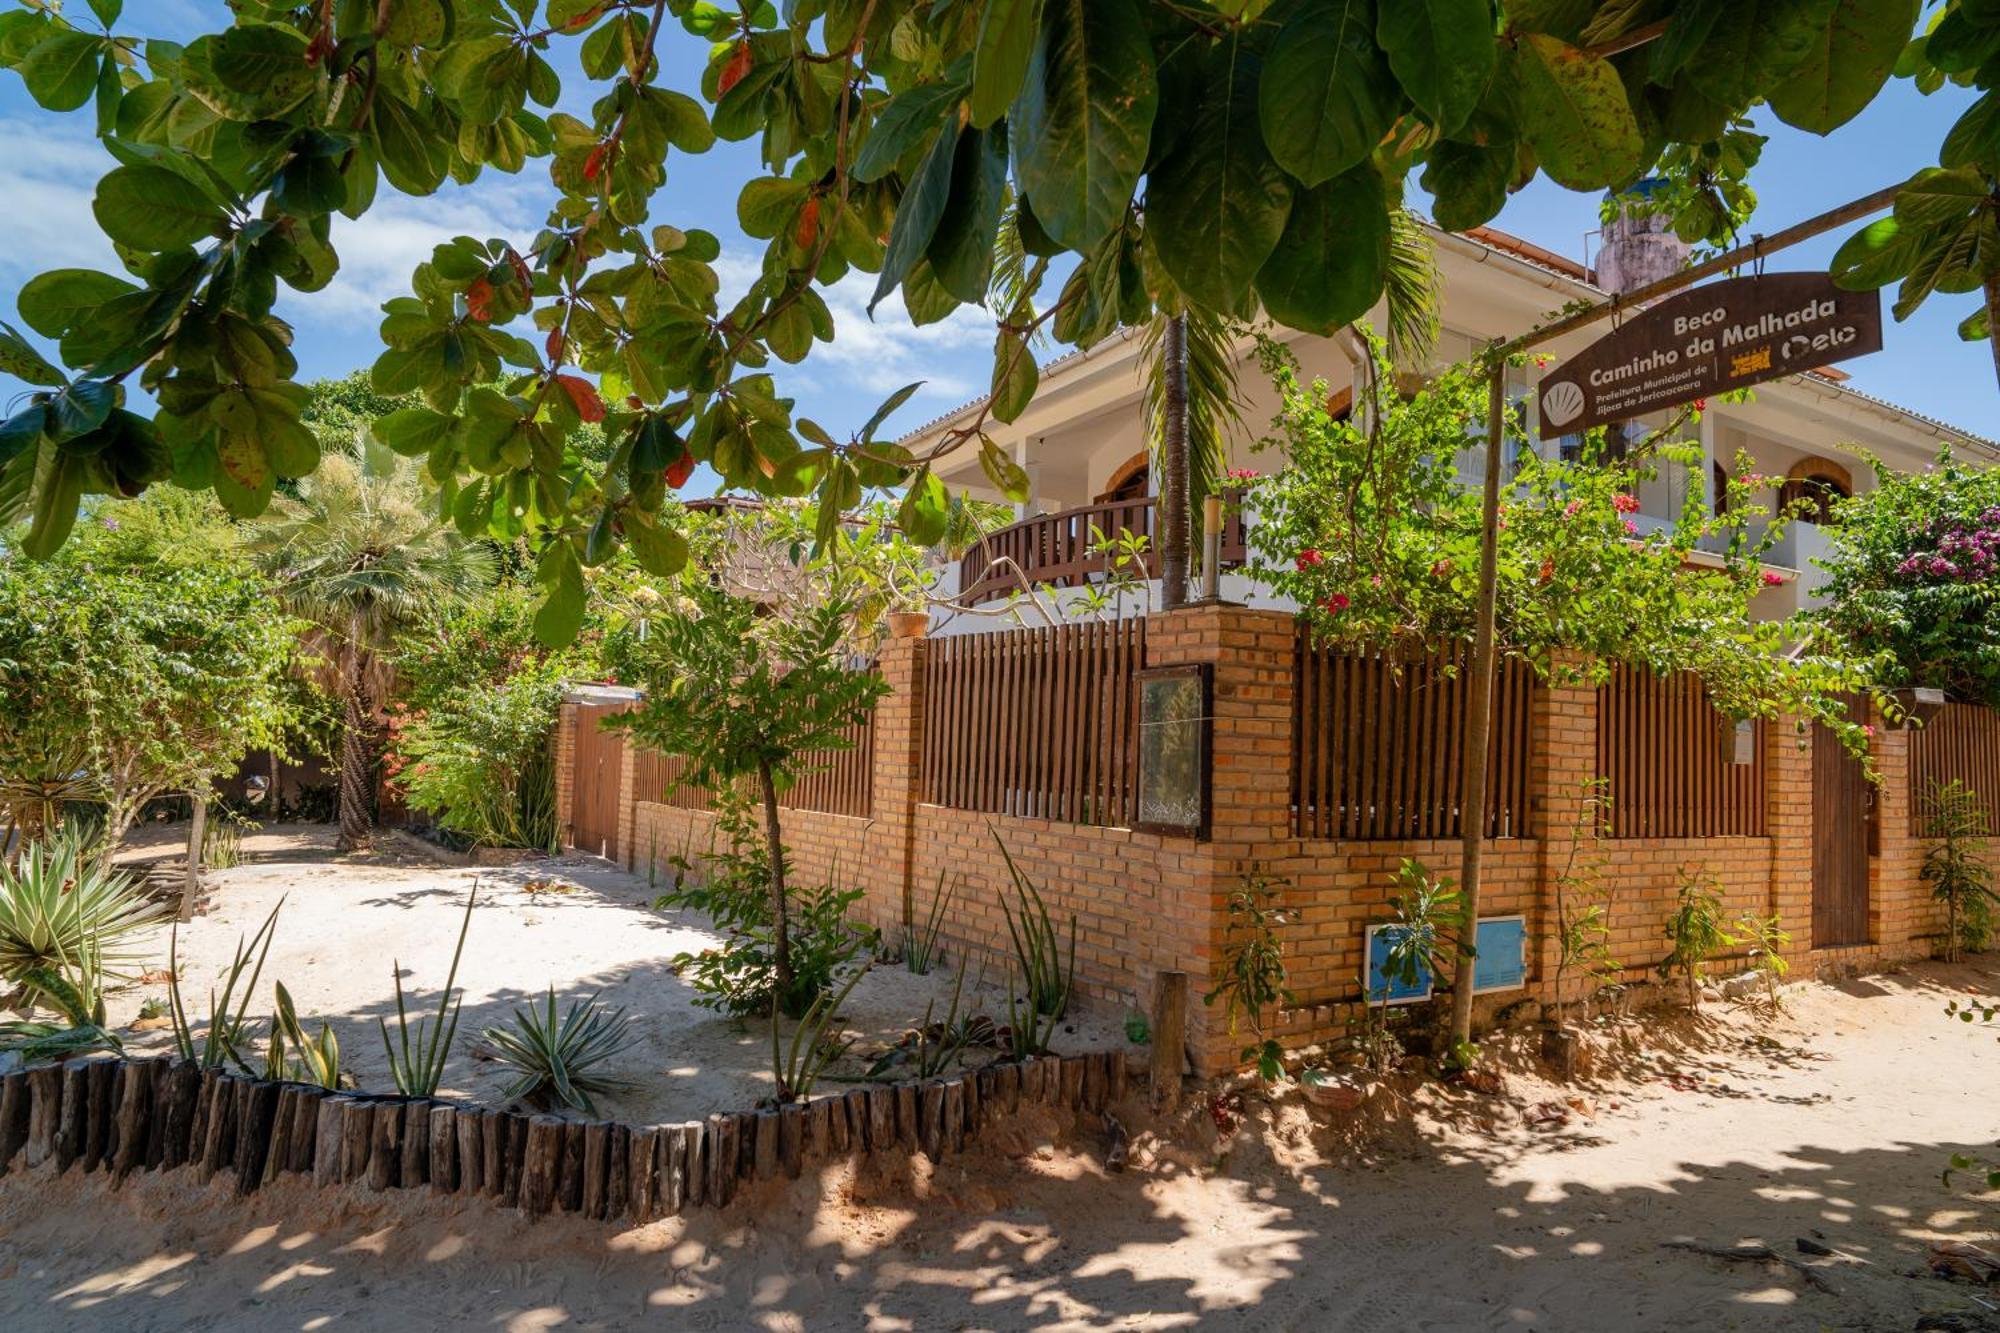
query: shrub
1203 873 1294 1081
1660 867 1735 1006
485 987 637 1116
1735 913 1792 1009
1923 778 1996 961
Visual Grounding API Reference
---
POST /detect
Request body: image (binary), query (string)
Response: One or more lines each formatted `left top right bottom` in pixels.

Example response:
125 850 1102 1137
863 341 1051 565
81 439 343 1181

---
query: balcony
957 495 1250 606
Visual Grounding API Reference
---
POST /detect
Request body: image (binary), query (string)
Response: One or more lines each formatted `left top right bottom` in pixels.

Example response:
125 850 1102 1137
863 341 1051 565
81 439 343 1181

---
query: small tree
1552 779 1620 1033
1923 777 1996 962
1660 866 1736 1008
1203 873 1294 1081
613 583 886 1008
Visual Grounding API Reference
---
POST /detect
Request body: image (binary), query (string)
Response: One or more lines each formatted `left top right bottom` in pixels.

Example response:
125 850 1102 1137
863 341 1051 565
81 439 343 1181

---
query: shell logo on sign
1541 380 1586 428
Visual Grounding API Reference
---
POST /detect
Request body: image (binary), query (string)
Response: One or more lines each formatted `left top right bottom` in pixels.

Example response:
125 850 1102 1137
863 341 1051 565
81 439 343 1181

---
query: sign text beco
1535 272 1882 440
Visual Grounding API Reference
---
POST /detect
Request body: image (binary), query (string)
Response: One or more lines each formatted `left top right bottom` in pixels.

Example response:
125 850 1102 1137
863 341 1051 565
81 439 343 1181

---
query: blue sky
0 8 1989 488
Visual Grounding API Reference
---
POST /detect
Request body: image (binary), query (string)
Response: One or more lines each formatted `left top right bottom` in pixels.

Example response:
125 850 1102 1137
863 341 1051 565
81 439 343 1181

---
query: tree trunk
182 788 208 921
1985 267 2000 393
336 684 374 853
756 758 794 1010
1158 313 1191 611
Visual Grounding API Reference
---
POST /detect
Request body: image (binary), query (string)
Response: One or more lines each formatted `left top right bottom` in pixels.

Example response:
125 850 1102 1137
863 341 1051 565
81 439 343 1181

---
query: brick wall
555 610 1948 1076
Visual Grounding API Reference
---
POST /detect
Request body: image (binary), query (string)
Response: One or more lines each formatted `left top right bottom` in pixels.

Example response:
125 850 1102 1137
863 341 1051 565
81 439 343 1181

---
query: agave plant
266 981 341 1089
0 829 167 1002
0 947 122 1059
484 988 637 1115
770 961 870 1104
995 834 1076 1018
169 901 282 1072
380 883 475 1096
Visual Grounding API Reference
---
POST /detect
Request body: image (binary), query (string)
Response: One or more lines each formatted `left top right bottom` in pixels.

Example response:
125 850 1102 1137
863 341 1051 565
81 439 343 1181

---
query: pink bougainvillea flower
1612 492 1641 514
1621 518 1639 537
1760 570 1785 587
1321 593 1350 614
1295 548 1323 570
1224 467 1260 482
1563 498 1584 519
1430 559 1453 579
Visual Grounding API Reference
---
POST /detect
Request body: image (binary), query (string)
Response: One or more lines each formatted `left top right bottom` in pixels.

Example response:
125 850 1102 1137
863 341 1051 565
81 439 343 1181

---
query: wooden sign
1536 272 1882 439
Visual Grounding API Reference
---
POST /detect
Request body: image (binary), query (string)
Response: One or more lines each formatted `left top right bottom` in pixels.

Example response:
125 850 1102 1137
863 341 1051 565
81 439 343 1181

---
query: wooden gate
570 702 628 860
1811 704 1871 948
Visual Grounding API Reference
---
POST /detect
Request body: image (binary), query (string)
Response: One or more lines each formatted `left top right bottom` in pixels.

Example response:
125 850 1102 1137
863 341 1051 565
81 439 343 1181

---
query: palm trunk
337 684 374 852
757 758 794 1011
1159 313 1191 610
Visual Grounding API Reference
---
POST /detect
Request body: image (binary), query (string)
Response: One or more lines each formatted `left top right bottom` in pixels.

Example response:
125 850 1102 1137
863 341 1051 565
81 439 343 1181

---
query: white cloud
295 178 545 324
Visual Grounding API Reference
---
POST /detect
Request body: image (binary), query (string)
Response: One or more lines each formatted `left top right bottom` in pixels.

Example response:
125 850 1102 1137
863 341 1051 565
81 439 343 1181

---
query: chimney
1594 179 1690 296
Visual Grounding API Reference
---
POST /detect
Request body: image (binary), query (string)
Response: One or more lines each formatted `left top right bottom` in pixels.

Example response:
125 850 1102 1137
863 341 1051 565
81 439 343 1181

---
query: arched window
1777 458 1853 525
1096 452 1149 504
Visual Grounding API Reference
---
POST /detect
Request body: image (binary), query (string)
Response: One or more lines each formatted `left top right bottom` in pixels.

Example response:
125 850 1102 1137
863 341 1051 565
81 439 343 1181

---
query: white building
901 216 1990 636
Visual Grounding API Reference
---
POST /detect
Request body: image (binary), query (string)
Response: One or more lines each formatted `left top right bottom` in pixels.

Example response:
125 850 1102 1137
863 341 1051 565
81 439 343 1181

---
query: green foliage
1922 777 1997 961
903 871 956 976
1734 912 1792 1009
1660 866 1736 1006
1203 874 1295 1082
1817 449 2000 709
484 987 637 1116
169 901 281 1073
265 980 342 1090
1552 780 1621 1029
1248 336 1878 749
1354 859 1465 1072
0 0 1936 625
770 960 871 1104
0 828 165 1004
379 883 475 1097
997 835 1077 1019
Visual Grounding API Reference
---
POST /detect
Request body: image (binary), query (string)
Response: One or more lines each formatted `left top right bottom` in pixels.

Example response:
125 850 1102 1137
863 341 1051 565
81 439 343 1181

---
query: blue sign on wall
1364 917 1528 1005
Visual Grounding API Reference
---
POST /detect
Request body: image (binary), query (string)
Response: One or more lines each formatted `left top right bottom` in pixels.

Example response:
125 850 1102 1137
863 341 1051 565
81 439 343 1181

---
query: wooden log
1109 1049 1129 1105
25 1065 62 1168
1059 1057 1085 1110
196 1072 236 1181
559 1120 587 1213
866 1086 894 1154
605 1124 629 1219
582 1122 611 1220
112 1060 156 1178
54 1062 88 1173
806 1097 832 1162
481 1109 506 1200
339 1098 374 1184
234 1080 279 1194
707 1114 736 1208
161 1061 202 1171
1017 1058 1041 1104
836 1090 863 1154
627 1127 659 1220
1150 970 1188 1110
429 1105 459 1192
519 1115 564 1217
942 1078 966 1154
681 1121 706 1212
188 1067 221 1165
1081 1052 1106 1113
368 1099 403 1191
963 1071 982 1136
0 1070 27 1173
313 1095 349 1187
85 1058 120 1171
144 1058 175 1169
499 1114 528 1209
263 1088 296 1186
286 1086 322 1174
751 1109 779 1182
455 1107 485 1197
895 1083 919 1149
779 1104 805 1178
918 1081 945 1160
649 1126 679 1218
399 1101 430 1188
998 1061 1020 1115
975 1068 998 1130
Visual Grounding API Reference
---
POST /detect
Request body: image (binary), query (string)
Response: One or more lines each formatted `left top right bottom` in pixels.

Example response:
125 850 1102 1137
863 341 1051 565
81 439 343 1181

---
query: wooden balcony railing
957 494 1248 605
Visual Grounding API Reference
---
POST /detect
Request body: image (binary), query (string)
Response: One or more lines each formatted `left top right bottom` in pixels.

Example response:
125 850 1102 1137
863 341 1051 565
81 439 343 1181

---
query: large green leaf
853 79 964 183
533 542 587 648
1830 216 1919 290
0 321 66 387
1512 34 1642 191
1011 0 1158 253
989 329 1039 424
870 118 959 313
20 448 83 559
1421 140 1511 231
1258 0 1401 188
1648 0 1728 82
1766 0 1918 134
1377 0 1495 136
1895 166 1988 229
1687 0 1839 109
92 164 227 252
927 125 1009 304
970 0 1045 128
16 269 140 340
209 22 315 113
1256 163 1389 335
1943 90 2000 171
1147 37 1294 315
15 30 103 112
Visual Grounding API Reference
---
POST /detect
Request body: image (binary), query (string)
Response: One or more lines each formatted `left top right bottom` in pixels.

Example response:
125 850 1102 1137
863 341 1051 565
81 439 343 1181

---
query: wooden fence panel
920 620 1143 827
1595 663 1765 838
625 685 877 821
1911 702 2000 830
1291 635 1535 840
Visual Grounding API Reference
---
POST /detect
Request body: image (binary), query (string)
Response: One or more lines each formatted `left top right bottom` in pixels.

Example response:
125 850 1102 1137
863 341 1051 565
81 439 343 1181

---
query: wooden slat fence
921 619 1144 826
1910 701 2000 830
631 747 708 811
627 700 877 820
1595 663 1765 838
1292 636 1536 840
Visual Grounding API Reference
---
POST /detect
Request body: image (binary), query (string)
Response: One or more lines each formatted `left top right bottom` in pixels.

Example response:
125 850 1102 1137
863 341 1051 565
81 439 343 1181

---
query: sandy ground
100 823 1137 1121
2 829 1998 1329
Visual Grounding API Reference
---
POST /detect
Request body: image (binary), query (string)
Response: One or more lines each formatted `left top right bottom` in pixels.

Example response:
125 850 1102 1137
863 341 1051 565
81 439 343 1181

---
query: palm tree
249 453 494 850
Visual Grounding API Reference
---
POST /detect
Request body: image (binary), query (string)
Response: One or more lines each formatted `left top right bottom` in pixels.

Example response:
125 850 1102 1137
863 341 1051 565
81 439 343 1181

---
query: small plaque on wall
1134 664 1211 837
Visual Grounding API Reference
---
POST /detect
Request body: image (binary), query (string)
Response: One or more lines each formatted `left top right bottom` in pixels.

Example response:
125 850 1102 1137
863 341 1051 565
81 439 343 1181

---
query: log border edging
0 1048 1129 1224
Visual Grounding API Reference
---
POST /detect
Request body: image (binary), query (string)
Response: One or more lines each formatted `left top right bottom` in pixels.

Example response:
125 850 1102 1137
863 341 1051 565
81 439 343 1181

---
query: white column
1011 437 1042 519
1697 410 1717 515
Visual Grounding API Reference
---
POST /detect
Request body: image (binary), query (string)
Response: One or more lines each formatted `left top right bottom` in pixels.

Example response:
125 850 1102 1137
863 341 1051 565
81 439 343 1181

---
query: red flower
465 277 493 323
1692 398 1708 412
556 374 606 423
1430 559 1453 580
1295 548 1323 571
1612 492 1640 514
665 450 696 488
1760 570 1785 587
1321 593 1350 614
718 42 753 96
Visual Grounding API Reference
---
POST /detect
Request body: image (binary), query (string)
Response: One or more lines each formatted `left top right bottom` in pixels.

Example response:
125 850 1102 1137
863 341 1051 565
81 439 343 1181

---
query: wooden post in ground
1150 970 1188 1109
